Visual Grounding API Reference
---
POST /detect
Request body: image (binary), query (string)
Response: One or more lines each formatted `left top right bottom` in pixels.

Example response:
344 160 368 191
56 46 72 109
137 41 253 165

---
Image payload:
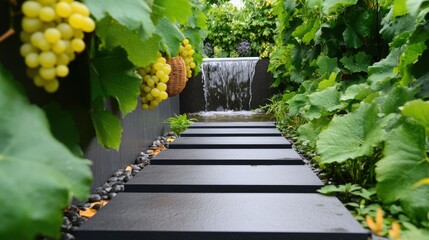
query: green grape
71 38 85 52
146 78 155 87
151 88 160 97
81 17 95 32
20 43 38 57
56 65 69 77
68 13 84 29
44 78 59 93
55 2 72 18
25 53 40 68
39 67 56 80
38 0 56 5
151 75 159 83
39 51 57 68
56 23 74 39
143 86 151 93
22 1 42 18
56 53 70 65
52 39 67 54
22 17 43 32
141 97 149 104
158 57 166 64
20 31 31 43
156 82 167 91
153 62 163 71
146 93 154 101
156 70 164 79
70 2 90 17
159 91 168 100
37 38 52 51
39 7 56 22
44 28 61 43
33 75 45 87
31 32 45 46
142 104 149 110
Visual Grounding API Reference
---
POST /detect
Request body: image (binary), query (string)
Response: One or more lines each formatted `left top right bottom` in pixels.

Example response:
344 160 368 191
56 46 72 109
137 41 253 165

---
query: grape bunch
179 39 196 79
20 0 95 93
137 53 171 110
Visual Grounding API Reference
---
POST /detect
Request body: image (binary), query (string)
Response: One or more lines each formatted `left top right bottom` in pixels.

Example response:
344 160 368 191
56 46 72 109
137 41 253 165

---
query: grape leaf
376 121 429 221
44 103 83 157
340 52 372 73
156 17 185 57
393 0 408 17
83 0 154 37
0 65 92 239
309 86 345 112
96 16 160 67
316 56 338 76
90 47 142 117
368 47 402 87
406 0 426 16
318 72 337 91
317 103 386 163
401 99 429 132
343 26 363 48
152 0 192 24
340 83 372 101
376 86 417 115
286 93 308 116
322 0 357 15
90 98 123 150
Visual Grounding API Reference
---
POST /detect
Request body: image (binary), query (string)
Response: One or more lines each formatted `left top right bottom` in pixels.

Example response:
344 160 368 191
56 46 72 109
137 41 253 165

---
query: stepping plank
169 136 291 149
189 121 276 128
125 165 323 193
181 128 282 137
151 149 303 165
75 193 368 240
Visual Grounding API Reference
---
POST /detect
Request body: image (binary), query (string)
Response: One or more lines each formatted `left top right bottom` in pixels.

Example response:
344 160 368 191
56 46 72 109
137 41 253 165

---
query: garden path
75 121 369 240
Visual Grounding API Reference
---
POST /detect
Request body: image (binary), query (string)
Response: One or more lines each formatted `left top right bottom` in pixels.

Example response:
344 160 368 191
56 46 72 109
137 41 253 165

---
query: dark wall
85 97 180 190
180 59 275 113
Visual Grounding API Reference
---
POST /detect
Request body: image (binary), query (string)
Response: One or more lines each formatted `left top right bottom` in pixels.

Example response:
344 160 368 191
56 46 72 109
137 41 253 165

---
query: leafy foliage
164 113 197 135
266 0 429 233
0 65 92 239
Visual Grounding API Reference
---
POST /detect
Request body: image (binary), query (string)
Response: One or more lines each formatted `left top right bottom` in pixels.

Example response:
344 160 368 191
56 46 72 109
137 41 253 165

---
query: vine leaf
156 17 185 57
90 48 142 117
152 0 192 24
343 26 362 48
309 86 345 113
401 99 429 133
96 16 160 67
340 52 372 73
90 98 122 150
317 103 386 163
83 0 154 37
376 121 429 221
322 0 357 15
0 65 92 239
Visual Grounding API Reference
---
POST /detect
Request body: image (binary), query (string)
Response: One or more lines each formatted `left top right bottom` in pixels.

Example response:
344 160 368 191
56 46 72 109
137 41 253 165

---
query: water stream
201 57 259 111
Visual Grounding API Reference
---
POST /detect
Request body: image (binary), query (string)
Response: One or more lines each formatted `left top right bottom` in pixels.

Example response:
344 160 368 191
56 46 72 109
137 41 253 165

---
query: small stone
131 165 141 171
67 205 79 214
91 204 102 210
110 184 124 193
61 216 72 232
153 140 162 147
70 226 79 233
73 217 88 227
88 194 101 202
107 192 117 199
108 177 118 182
66 211 80 224
132 170 140 175
104 187 112 193
94 187 103 195
101 195 109 200
102 183 110 189
61 232 75 240
145 150 153 154
150 145 158 150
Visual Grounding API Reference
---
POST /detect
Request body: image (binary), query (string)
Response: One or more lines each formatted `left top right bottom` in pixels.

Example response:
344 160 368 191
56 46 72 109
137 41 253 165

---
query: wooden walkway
75 122 368 240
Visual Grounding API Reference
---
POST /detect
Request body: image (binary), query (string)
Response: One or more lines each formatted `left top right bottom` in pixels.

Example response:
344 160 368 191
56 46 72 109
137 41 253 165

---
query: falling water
201 57 259 111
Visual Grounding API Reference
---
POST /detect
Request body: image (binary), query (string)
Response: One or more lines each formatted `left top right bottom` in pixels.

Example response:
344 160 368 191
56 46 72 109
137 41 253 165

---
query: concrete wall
180 59 276 113
85 98 180 190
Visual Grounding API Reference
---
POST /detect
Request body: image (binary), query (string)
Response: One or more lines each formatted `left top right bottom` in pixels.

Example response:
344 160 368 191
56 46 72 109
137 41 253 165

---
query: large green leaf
90 48 142 117
152 0 192 24
84 0 154 37
368 47 402 87
286 93 308 116
308 86 345 112
401 99 429 134
343 26 363 48
90 99 123 150
317 103 386 163
340 83 372 101
376 86 417 115
156 17 185 57
322 0 357 15
316 56 338 76
0 66 92 239
393 0 408 17
297 117 331 148
96 16 160 67
340 52 372 73
376 121 429 221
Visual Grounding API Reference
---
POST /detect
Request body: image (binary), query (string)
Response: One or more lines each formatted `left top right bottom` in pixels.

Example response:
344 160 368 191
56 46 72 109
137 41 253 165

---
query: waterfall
201 57 259 111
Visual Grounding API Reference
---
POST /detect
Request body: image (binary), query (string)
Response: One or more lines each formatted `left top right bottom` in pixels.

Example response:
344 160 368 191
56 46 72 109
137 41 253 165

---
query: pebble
91 203 102 210
66 211 80 225
108 177 118 182
88 194 101 203
61 233 75 240
108 192 117 199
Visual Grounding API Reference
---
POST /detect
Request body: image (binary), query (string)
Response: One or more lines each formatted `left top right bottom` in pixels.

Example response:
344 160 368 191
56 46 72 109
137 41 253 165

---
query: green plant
164 113 197 135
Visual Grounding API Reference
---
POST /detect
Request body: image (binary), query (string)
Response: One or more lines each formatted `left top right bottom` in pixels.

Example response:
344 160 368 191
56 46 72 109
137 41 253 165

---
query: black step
169 136 291 149
181 128 282 136
75 193 368 240
125 165 323 193
189 121 276 128
150 149 303 165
